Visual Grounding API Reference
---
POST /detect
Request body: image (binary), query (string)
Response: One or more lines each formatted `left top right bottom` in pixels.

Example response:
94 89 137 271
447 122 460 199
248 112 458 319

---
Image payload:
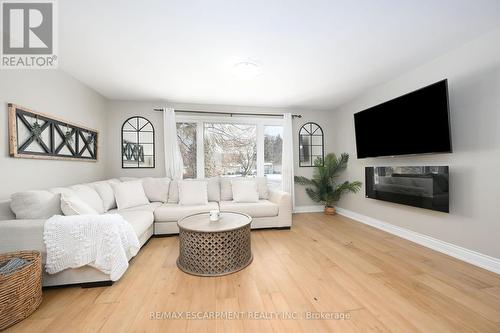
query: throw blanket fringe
43 214 140 281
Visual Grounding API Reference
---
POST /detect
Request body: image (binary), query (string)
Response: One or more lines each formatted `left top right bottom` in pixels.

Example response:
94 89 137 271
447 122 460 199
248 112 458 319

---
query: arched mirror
299 122 324 167
121 116 155 168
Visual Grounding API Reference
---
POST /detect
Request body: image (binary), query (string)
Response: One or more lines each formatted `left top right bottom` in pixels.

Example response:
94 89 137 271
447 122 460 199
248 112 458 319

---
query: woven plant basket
0 251 43 330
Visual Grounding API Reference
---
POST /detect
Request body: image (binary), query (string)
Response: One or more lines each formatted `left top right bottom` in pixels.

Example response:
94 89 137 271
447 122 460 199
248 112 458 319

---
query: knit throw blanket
43 214 140 281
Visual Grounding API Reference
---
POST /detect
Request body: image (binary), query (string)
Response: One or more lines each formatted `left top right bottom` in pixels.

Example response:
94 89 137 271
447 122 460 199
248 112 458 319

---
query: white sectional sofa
0 176 292 287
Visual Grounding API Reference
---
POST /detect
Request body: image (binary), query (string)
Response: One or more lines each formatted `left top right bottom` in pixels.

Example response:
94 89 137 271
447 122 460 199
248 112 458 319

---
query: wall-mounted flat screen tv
354 79 452 158
365 166 449 213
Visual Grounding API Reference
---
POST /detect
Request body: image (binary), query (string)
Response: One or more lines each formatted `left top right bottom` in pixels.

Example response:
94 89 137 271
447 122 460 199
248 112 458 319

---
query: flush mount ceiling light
232 61 262 80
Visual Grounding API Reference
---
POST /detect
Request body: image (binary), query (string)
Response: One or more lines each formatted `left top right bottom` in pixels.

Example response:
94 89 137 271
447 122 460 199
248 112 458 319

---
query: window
264 125 283 189
176 122 197 178
175 117 283 187
122 116 154 168
299 122 324 167
204 123 257 177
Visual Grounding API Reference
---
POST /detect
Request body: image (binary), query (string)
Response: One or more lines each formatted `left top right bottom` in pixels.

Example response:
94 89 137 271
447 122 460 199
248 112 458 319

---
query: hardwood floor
6 213 500 333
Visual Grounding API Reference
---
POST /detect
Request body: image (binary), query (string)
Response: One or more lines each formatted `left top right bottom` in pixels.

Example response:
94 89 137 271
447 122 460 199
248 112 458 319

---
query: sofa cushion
106 202 162 214
119 177 138 182
219 200 278 218
220 177 233 201
167 180 179 203
220 176 269 201
112 181 149 210
49 187 76 196
0 219 46 257
255 177 270 200
168 177 220 203
206 177 221 202
10 190 62 219
178 180 208 206
231 179 259 203
90 179 120 211
69 185 105 214
60 192 99 215
0 200 15 221
154 202 219 222
112 210 154 237
142 177 170 203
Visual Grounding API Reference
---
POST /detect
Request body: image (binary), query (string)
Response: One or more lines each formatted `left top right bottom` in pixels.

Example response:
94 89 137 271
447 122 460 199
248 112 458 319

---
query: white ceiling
59 0 500 109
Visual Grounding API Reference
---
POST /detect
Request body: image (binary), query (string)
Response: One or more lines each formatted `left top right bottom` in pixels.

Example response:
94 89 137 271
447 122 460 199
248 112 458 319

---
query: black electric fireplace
365 166 449 213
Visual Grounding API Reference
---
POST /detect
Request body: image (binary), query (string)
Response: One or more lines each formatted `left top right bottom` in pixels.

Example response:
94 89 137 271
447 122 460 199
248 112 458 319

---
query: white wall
105 101 333 207
332 28 500 258
0 70 107 200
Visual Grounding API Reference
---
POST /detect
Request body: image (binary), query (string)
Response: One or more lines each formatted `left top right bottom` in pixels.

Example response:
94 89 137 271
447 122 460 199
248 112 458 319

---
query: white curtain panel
282 113 295 210
163 108 184 180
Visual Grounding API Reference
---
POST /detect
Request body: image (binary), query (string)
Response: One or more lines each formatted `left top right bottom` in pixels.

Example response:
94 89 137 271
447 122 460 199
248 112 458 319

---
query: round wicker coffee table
177 211 252 276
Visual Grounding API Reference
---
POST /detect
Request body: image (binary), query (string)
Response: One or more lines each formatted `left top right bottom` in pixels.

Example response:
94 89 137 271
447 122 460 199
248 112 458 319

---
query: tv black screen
354 79 452 158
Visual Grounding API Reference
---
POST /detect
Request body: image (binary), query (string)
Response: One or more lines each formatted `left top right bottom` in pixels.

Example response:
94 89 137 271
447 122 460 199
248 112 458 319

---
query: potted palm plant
295 153 362 215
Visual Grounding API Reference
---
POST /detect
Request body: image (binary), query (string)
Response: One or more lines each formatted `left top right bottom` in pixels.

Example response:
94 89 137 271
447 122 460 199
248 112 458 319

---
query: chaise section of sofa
0 199 158 287
0 178 160 287
219 189 292 229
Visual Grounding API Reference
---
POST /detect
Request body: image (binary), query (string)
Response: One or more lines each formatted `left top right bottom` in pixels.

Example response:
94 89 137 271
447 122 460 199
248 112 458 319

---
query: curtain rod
153 108 302 118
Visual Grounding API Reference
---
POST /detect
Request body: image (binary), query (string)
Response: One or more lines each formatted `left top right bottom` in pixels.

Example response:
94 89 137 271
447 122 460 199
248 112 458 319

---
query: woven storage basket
0 251 42 330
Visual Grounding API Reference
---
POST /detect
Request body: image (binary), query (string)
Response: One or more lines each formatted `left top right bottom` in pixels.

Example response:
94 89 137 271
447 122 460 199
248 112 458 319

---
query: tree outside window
204 123 257 177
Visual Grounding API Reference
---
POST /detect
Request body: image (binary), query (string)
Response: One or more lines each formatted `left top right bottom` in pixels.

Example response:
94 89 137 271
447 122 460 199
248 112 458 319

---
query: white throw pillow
112 180 150 210
142 177 170 203
168 178 219 203
178 180 208 206
60 192 98 215
231 180 259 203
221 176 269 201
69 185 105 214
10 190 62 219
91 181 116 211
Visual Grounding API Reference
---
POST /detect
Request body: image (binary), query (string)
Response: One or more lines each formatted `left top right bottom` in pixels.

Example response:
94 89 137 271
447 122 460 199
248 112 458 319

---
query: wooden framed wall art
8 104 98 162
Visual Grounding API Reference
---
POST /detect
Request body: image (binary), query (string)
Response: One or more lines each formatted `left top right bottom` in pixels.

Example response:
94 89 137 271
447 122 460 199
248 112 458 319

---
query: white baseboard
294 205 324 213
335 207 500 275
